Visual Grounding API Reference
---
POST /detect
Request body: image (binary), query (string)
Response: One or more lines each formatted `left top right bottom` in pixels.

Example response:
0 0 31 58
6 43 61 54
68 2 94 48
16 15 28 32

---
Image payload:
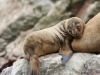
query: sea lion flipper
20 56 40 74
30 70 39 75
30 55 40 75
59 52 73 63
59 43 73 63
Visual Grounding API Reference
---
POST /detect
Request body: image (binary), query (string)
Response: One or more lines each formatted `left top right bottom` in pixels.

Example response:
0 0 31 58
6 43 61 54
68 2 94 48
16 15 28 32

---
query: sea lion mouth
73 33 79 38
77 34 82 38
73 35 78 38
73 33 82 38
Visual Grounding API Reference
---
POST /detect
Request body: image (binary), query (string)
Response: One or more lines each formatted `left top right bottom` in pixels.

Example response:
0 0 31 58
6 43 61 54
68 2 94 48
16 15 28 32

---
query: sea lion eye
77 26 80 30
68 30 72 34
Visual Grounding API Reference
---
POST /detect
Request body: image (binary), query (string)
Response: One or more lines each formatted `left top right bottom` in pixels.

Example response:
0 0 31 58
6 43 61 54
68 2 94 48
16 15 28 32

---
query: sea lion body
24 24 73 57
24 28 61 57
23 17 85 75
72 13 100 52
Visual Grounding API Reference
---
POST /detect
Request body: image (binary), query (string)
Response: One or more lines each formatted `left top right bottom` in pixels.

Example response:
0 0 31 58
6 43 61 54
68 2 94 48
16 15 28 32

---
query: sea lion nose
74 33 77 36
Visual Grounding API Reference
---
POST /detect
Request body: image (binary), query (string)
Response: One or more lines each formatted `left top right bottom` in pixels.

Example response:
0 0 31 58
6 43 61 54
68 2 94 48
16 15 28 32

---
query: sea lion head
65 17 85 38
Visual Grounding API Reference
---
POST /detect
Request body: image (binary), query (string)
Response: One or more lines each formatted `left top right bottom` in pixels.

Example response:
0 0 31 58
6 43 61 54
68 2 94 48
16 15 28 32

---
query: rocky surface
85 55 100 75
1 59 29 75
0 0 54 41
0 0 100 74
39 53 94 75
1 53 96 75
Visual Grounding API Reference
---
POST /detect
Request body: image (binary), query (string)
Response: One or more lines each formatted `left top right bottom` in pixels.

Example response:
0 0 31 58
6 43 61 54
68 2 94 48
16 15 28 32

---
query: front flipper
59 43 73 63
59 52 73 63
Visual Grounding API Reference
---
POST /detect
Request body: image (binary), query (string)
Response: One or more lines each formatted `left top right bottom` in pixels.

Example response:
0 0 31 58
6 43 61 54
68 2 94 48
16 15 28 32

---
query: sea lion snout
74 33 77 37
73 32 81 38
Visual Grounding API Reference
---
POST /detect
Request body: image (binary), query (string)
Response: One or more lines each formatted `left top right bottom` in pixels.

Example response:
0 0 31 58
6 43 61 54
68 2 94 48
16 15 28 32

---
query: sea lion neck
53 22 66 37
50 22 73 46
54 21 73 39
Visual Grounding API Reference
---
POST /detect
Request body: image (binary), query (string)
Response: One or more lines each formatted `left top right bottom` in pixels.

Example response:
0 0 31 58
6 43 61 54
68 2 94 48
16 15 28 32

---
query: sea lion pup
72 13 100 53
23 17 85 75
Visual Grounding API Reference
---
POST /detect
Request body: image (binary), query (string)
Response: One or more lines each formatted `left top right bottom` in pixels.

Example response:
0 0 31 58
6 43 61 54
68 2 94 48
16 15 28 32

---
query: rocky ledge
1 53 100 75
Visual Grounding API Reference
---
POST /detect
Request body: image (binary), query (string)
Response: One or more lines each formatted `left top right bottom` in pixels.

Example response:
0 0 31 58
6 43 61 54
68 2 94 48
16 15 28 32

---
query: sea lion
72 13 100 52
23 17 85 75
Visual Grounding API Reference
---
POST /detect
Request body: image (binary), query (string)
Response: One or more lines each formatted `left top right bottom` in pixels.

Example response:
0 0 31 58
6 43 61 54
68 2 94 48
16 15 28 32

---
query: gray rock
0 0 54 41
0 51 6 57
33 0 71 31
80 1 98 22
1 59 29 75
0 38 6 56
11 59 30 75
0 67 12 75
0 38 7 52
79 1 100 22
40 53 94 75
0 53 95 75
0 57 8 69
5 32 26 60
84 55 100 75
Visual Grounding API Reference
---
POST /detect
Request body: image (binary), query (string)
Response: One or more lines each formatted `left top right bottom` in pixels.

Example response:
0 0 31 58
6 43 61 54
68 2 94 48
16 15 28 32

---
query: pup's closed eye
68 30 72 34
77 26 80 30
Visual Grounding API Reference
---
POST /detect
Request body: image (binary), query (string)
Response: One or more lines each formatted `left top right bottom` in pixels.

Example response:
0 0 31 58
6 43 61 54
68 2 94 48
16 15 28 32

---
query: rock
71 0 85 15
77 0 100 22
0 67 12 75
0 57 8 69
0 38 7 57
33 0 71 31
84 55 100 75
0 59 29 75
5 31 27 60
80 1 98 22
0 51 6 57
11 59 29 75
1 53 95 75
40 53 94 75
0 38 7 52
0 0 54 41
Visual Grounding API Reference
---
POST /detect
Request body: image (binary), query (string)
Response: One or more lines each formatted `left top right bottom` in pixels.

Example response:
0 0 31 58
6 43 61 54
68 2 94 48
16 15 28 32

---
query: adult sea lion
23 17 85 75
72 13 100 52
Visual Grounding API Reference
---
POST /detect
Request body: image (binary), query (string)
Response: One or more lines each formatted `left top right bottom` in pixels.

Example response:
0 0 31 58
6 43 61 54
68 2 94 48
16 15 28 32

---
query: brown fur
72 13 100 52
23 17 85 75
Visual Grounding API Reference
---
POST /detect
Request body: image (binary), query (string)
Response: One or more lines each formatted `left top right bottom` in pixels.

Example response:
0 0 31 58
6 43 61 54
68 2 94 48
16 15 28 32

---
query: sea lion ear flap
61 20 66 26
79 20 85 34
61 20 66 28
80 20 85 29
60 20 67 30
83 22 85 29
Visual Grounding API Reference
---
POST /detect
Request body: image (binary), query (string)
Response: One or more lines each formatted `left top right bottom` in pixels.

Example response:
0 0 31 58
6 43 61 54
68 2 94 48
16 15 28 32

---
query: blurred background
0 0 100 73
